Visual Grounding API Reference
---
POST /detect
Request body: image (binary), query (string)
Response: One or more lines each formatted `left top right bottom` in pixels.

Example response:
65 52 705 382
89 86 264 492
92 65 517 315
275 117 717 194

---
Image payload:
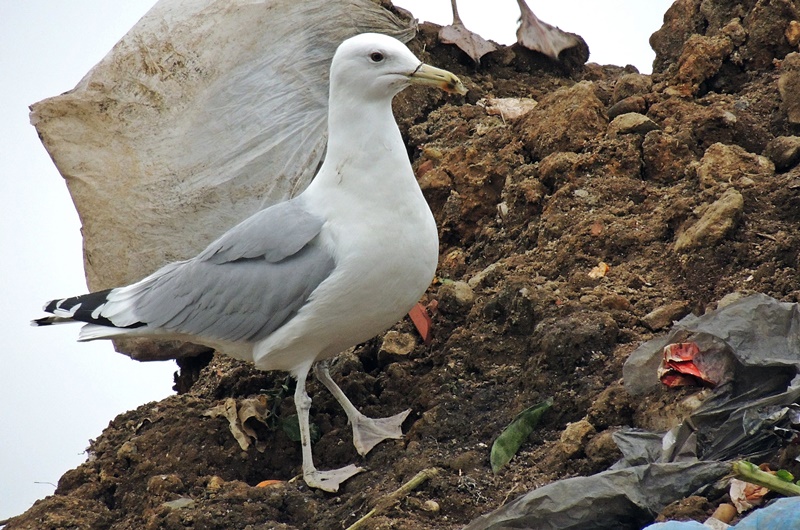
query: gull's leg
314 361 410 456
293 364 363 492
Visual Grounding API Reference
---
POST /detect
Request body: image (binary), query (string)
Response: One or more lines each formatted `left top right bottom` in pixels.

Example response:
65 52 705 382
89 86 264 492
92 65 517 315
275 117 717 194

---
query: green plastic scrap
490 397 553 473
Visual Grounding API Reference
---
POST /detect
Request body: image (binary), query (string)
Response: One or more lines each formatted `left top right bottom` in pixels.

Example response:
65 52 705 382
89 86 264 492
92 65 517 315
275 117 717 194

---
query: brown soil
8 1 800 528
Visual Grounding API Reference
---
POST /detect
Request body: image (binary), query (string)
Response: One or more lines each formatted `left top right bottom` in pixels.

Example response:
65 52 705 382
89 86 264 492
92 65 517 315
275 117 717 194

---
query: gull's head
330 33 467 101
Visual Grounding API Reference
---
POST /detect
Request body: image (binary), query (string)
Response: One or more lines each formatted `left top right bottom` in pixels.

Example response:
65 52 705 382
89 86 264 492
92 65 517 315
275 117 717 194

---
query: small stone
601 294 631 311
422 500 440 513
721 18 747 47
467 262 501 288
764 136 800 171
379 331 416 357
116 441 138 460
585 429 622 465
558 419 596 458
612 73 653 103
674 188 744 252
640 301 690 331
162 497 195 510
206 476 225 492
607 112 659 137
697 143 774 188
437 280 475 313
607 95 646 119
786 20 800 47
673 34 734 94
147 474 185 495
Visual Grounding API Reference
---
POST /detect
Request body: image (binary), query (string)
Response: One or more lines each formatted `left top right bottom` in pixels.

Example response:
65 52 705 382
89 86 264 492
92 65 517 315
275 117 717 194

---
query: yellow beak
408 63 468 95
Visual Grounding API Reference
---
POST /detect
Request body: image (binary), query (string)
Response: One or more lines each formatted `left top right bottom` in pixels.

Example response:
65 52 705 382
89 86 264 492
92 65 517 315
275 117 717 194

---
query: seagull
33 33 467 492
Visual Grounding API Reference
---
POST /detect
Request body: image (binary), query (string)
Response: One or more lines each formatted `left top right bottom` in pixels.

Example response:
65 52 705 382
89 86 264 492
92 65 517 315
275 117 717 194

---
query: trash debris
588 261 610 279
732 460 800 499
490 398 553 473
203 396 270 452
409 302 433 345
658 342 734 388
438 0 498 64
729 477 768 513
625 293 800 462
515 0 582 60
477 97 539 121
734 497 800 529
468 294 800 529
465 461 730 530
255 479 284 488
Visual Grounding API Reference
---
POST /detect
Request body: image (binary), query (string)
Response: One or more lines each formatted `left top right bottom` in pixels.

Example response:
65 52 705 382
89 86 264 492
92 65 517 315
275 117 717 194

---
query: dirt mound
8 2 800 529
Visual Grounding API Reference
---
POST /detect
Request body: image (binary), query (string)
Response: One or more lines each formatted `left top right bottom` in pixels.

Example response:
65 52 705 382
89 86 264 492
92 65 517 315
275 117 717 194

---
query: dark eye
370 51 384 62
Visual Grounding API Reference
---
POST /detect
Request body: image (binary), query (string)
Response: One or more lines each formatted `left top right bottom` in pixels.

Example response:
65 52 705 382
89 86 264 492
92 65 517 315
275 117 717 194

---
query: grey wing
105 198 334 343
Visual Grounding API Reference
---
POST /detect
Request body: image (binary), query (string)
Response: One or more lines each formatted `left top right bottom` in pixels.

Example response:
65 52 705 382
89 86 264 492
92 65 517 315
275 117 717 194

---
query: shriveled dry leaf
516 0 581 60
439 0 498 64
237 395 270 452
204 396 270 452
478 97 538 121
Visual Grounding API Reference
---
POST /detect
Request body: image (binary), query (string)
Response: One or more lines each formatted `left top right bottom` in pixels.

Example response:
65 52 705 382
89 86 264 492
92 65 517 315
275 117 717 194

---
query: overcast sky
0 0 672 521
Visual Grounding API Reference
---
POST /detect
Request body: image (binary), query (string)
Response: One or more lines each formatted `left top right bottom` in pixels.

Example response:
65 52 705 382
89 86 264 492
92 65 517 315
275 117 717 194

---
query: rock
437 281 475 313
517 81 608 159
162 497 195 510
650 0 707 74
601 294 632 312
467 262 503 289
640 301 690 331
642 131 694 183
379 331 416 357
147 474 185 495
607 113 660 137
787 20 800 47
697 143 774 188
779 54 800 125
612 73 653 103
422 500 441 513
764 136 800 171
607 95 646 120
536 151 583 189
720 18 747 47
558 419 596 458
674 188 744 252
29 0 414 361
585 429 622 466
673 34 734 94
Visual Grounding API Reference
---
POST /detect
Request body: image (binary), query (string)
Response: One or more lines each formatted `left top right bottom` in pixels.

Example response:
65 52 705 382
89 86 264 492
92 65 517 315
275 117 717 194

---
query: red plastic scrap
408 302 433 345
659 342 718 388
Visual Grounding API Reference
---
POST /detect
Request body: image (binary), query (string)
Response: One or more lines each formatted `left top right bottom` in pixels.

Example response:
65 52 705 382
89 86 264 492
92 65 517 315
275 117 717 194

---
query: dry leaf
203 396 270 452
516 0 581 60
439 0 498 64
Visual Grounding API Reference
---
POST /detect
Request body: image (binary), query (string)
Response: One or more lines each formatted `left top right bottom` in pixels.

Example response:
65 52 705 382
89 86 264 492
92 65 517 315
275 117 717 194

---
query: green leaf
490 398 553 474
776 469 795 483
280 415 320 444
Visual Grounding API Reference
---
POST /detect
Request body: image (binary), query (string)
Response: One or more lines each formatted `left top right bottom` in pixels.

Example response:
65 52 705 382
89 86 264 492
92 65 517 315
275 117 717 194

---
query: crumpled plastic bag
465 294 800 529
624 293 800 462
30 0 414 360
463 461 730 530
